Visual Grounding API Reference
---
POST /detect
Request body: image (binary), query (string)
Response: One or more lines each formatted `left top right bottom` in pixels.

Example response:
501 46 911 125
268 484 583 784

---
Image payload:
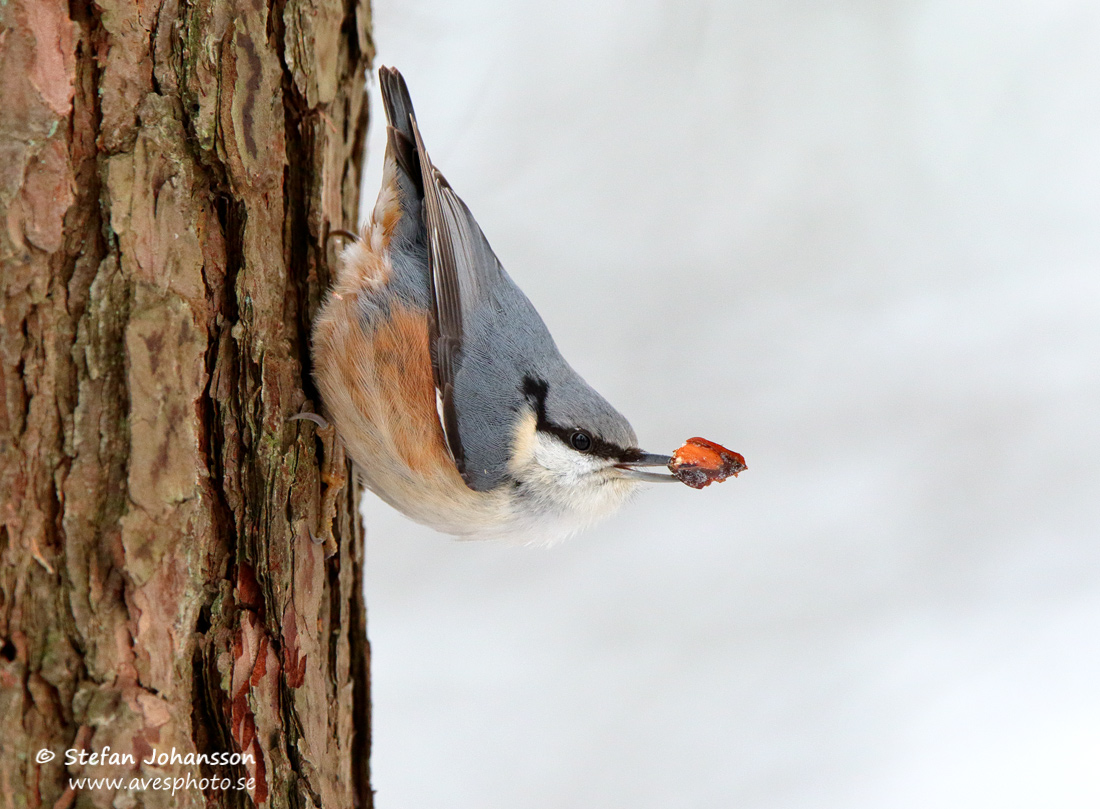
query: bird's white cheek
506 412 595 484
529 434 636 515
505 416 636 539
530 434 602 484
506 410 542 479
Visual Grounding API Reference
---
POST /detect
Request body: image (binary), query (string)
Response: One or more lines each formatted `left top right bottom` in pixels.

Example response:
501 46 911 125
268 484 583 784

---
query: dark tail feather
380 66 415 137
379 66 421 193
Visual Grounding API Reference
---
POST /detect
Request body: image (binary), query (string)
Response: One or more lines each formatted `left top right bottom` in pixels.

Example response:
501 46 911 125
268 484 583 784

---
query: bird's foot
290 411 346 558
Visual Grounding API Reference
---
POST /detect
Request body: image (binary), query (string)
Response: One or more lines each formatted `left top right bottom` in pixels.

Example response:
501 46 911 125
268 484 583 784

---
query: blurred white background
356 1 1100 807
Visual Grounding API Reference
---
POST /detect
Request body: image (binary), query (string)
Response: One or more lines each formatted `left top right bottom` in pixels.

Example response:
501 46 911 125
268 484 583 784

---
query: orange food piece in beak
669 437 747 489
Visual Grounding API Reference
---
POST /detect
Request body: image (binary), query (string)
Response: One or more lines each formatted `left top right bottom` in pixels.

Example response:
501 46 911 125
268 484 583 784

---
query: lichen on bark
0 0 374 806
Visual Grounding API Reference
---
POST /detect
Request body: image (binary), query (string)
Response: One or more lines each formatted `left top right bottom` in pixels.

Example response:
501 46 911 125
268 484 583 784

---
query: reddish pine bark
0 0 374 806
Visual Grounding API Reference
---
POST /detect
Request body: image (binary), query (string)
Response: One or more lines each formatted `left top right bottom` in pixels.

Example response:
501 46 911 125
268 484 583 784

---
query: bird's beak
615 452 678 483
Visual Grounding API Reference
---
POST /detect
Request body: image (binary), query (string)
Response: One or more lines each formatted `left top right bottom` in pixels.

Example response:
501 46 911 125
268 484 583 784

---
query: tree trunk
0 0 373 806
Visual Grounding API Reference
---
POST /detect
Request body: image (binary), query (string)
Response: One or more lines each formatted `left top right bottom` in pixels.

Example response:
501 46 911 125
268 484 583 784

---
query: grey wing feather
410 117 507 485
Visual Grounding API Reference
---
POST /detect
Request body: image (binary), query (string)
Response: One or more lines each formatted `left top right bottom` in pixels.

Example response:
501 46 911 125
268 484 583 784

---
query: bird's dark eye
570 431 592 452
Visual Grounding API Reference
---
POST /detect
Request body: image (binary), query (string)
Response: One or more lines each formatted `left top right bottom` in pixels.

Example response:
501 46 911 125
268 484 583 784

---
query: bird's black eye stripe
521 375 626 459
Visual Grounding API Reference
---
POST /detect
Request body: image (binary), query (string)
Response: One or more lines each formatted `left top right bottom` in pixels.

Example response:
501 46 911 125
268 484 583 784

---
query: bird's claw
292 409 346 558
289 411 330 430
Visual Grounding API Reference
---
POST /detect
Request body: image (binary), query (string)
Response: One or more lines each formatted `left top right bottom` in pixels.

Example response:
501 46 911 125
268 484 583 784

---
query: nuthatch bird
312 67 682 544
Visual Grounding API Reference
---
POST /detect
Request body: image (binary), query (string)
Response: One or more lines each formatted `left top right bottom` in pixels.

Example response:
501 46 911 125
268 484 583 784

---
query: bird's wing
410 117 507 486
